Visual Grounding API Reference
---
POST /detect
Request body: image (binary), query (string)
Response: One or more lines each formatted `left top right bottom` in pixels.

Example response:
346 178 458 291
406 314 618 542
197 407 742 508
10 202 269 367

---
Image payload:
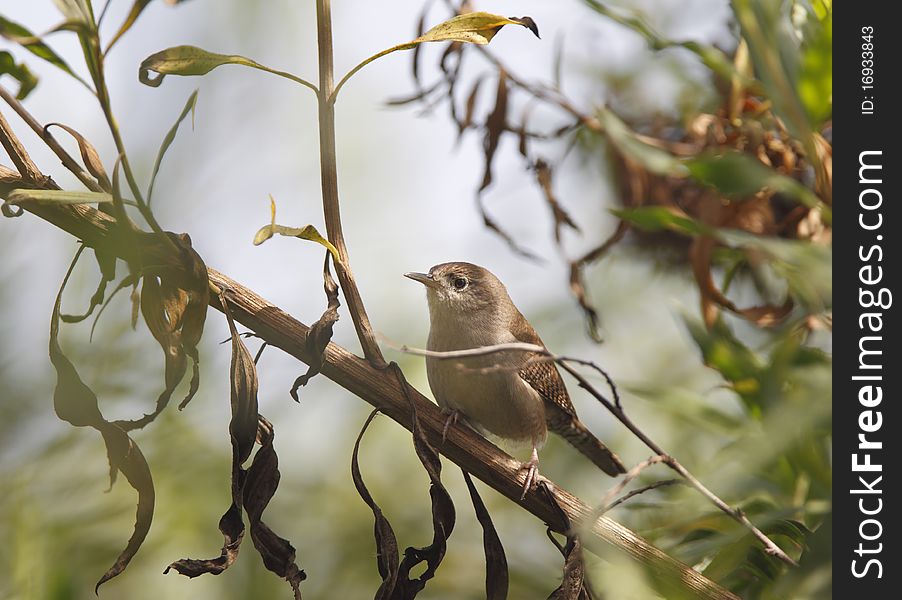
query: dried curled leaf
391 365 456 598
480 70 507 192
61 248 117 324
50 247 155 591
243 419 305 598
352 410 400 600
117 232 209 430
463 471 509 600
290 256 340 401
222 291 259 465
535 159 580 243
44 122 111 190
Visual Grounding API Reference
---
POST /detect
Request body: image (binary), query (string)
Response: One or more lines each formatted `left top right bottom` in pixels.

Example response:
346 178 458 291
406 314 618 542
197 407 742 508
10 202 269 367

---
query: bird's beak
404 271 440 289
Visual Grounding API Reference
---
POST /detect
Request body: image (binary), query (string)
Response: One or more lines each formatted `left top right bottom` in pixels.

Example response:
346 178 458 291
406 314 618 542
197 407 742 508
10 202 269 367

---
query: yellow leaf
415 12 539 45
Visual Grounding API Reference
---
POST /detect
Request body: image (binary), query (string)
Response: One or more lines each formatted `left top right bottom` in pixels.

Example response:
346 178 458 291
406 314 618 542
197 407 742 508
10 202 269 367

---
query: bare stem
315 0 385 367
598 455 668 513
605 479 684 512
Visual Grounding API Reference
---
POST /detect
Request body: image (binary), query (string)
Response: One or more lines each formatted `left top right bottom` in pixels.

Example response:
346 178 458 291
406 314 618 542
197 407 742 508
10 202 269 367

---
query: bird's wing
512 311 626 476
509 310 579 418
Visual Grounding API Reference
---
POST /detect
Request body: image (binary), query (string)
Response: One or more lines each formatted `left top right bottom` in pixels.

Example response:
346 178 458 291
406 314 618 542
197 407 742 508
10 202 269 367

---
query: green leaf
612 207 711 235
718 230 832 311
254 223 340 262
105 0 151 54
0 50 38 99
4 188 113 205
797 10 832 125
0 16 83 83
731 0 813 151
685 151 823 211
147 89 198 205
253 197 340 261
138 45 317 93
685 317 762 385
52 0 92 24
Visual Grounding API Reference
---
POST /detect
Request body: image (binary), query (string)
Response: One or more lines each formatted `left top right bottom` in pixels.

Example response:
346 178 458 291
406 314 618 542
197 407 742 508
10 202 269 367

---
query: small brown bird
405 262 625 498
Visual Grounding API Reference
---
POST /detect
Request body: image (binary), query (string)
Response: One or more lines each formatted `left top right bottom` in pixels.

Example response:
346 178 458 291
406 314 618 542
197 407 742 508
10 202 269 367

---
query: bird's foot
440 408 461 444
518 446 541 500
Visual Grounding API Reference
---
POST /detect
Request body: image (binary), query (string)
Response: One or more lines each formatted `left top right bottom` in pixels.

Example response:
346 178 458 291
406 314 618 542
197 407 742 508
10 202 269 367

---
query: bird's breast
425 328 547 446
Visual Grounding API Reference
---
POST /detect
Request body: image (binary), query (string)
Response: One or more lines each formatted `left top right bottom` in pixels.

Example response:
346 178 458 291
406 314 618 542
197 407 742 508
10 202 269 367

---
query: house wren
405 262 625 498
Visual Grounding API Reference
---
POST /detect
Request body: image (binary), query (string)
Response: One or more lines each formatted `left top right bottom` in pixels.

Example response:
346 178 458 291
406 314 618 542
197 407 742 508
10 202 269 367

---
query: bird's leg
519 444 540 500
440 408 461 444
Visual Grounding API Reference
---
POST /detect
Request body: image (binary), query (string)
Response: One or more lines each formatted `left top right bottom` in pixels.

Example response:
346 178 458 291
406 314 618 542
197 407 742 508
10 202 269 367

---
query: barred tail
555 418 626 476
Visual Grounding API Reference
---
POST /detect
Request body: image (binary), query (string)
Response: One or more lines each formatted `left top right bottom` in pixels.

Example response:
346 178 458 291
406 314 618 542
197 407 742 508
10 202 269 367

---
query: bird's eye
452 277 468 290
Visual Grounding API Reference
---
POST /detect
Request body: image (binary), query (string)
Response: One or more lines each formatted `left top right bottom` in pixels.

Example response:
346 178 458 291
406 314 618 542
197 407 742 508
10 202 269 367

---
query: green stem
254 64 319 96
330 42 415 104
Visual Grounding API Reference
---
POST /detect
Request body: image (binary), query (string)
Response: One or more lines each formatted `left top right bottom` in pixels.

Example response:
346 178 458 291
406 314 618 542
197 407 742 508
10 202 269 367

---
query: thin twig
598 455 668 513
605 479 684 512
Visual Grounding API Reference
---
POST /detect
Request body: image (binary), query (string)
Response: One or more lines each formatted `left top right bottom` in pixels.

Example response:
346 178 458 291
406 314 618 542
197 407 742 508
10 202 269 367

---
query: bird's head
404 262 507 319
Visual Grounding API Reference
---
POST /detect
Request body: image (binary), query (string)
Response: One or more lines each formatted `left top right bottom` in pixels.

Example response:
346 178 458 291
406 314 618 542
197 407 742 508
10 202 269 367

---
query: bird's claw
519 446 541 500
440 408 461 445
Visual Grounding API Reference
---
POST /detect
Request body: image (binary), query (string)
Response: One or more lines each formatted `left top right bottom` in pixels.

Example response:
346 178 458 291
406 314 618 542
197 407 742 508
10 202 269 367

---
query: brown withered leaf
50 247 155 591
119 231 208 429
243 417 305 599
221 290 259 466
352 410 400 600
689 236 793 328
508 16 540 38
94 425 155 592
534 159 580 243
458 76 484 139
117 273 189 430
546 533 592 600
568 221 630 342
61 247 117 323
166 296 258 580
391 365 456 599
290 255 340 401
385 79 445 107
165 462 246 578
462 470 508 600
411 5 428 91
44 122 111 191
479 69 508 192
